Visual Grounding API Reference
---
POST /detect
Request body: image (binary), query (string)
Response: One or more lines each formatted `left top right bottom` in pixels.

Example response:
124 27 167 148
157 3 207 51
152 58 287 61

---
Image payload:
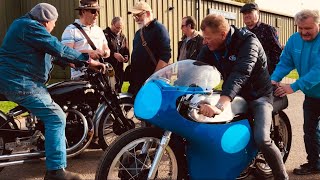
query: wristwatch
215 102 224 112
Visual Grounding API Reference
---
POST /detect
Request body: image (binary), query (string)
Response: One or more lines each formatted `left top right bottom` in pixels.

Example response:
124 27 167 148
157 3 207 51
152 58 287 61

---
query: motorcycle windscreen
134 60 221 120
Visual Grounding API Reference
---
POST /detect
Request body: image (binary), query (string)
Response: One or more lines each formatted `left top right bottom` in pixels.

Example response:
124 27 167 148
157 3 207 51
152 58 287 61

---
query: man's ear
221 31 227 40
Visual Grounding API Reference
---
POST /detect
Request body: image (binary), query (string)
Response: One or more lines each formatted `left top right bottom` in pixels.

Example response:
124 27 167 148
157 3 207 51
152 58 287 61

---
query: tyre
254 111 292 178
0 111 13 172
65 109 93 158
95 127 187 180
98 97 144 150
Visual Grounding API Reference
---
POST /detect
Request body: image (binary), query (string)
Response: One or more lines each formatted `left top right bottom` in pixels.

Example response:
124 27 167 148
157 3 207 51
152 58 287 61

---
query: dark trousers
249 97 288 180
303 96 320 168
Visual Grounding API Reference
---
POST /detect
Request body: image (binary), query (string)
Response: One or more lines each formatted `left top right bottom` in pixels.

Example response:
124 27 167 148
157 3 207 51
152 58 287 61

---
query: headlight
134 81 162 119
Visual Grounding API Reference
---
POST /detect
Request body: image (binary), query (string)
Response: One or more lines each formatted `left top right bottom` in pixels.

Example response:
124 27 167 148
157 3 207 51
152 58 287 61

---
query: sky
255 0 320 16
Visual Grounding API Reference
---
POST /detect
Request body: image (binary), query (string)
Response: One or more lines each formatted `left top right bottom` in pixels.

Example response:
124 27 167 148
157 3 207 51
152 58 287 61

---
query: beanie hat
29 3 58 22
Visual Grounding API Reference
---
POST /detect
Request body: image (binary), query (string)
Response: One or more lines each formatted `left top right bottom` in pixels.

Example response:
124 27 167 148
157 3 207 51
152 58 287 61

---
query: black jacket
247 22 282 74
197 25 273 103
103 27 129 90
177 32 203 60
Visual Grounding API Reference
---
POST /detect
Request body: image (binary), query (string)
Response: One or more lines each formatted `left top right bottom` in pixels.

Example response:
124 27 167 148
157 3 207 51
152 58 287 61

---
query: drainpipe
197 0 201 30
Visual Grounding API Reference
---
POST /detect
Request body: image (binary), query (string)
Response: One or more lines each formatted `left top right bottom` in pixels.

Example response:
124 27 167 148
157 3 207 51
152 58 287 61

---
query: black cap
240 3 259 13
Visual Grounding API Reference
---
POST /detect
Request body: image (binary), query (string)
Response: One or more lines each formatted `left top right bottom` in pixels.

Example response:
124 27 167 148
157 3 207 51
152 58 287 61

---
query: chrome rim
107 137 178 179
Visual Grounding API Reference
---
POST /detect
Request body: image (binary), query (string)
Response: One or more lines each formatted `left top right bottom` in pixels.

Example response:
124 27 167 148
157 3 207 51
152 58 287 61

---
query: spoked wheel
254 111 292 178
98 97 144 150
0 113 12 172
65 109 92 158
0 136 7 172
95 127 187 180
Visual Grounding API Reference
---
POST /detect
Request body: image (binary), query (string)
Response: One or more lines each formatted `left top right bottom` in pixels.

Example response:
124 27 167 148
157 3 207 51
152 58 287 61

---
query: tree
232 0 255 3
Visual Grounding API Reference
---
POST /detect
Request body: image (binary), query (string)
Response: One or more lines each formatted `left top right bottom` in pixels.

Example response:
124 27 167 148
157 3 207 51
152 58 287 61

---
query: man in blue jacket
272 9 320 175
0 3 105 180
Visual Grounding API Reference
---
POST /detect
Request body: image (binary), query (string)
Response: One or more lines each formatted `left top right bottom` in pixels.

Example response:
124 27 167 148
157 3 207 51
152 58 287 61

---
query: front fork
142 130 172 180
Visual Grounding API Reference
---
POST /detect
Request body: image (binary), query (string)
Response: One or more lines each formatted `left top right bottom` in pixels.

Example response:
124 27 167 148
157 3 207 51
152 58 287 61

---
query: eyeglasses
87 9 99 14
181 24 188 28
133 11 146 19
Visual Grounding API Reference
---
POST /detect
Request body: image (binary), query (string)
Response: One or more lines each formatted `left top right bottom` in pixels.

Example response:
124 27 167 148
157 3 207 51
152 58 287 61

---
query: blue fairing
134 80 257 179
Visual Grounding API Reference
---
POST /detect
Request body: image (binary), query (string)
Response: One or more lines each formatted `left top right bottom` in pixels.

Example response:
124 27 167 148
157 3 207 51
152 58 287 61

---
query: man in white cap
0 3 105 180
128 1 171 96
62 0 110 80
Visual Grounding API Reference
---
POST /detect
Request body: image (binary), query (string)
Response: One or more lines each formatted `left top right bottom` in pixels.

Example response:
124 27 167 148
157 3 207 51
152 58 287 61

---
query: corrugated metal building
0 0 296 81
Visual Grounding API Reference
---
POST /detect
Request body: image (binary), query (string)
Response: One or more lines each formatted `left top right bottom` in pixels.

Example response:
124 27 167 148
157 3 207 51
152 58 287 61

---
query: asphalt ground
1 91 320 180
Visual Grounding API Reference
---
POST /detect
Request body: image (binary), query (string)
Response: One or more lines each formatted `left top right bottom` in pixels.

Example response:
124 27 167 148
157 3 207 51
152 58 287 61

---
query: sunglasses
87 9 99 14
133 11 146 19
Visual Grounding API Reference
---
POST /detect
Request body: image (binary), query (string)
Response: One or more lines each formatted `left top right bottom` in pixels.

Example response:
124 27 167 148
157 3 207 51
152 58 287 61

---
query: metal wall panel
0 0 21 44
200 0 295 46
0 0 296 81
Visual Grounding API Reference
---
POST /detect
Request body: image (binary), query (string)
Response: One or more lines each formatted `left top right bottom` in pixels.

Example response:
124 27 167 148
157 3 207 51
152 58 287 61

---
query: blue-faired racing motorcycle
95 60 292 180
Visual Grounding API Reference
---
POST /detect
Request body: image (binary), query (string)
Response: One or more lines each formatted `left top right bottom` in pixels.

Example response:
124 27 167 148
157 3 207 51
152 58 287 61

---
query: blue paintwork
134 79 258 179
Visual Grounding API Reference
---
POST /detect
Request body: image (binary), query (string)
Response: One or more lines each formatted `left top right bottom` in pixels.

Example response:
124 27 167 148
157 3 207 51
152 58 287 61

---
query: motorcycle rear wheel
95 127 187 180
65 109 93 158
98 97 144 150
0 112 13 172
254 111 292 178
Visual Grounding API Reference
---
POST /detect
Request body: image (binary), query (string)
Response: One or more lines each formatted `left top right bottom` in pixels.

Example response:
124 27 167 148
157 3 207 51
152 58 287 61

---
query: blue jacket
0 14 88 96
271 32 320 98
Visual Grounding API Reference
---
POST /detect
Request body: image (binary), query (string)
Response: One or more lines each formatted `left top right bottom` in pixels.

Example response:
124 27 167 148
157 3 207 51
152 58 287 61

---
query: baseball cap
131 1 152 14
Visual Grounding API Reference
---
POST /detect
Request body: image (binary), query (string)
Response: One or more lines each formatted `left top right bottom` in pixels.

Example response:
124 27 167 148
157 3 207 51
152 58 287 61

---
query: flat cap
240 3 259 13
29 3 58 22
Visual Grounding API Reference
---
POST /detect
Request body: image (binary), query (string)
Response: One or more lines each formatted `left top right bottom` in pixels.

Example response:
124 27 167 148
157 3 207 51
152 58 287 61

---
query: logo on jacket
228 55 237 61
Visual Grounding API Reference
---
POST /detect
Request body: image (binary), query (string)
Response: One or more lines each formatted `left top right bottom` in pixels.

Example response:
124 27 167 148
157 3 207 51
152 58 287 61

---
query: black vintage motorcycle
0 63 139 172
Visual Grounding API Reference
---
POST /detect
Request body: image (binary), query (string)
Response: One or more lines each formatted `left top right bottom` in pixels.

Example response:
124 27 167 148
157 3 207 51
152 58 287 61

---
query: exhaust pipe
0 159 40 168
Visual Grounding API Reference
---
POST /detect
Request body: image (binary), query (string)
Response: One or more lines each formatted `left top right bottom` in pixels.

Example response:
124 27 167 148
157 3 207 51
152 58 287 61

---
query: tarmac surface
1 90 320 180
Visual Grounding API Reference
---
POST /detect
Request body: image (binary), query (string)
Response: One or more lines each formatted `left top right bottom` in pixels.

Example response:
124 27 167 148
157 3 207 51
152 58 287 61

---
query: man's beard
137 19 147 29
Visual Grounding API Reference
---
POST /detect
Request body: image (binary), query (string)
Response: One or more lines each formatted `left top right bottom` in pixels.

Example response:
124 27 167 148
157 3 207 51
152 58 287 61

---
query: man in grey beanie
0 3 106 180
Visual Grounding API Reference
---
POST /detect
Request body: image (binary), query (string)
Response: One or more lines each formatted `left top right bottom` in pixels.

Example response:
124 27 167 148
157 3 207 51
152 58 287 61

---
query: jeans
6 85 67 171
303 96 320 168
249 97 288 180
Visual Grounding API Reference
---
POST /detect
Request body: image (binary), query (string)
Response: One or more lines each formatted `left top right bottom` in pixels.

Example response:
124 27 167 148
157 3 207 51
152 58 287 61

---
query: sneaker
293 163 320 175
44 168 82 180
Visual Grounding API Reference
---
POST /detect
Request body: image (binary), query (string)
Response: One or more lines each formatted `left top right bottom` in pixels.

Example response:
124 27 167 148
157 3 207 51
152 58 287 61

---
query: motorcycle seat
0 94 8 101
273 95 288 113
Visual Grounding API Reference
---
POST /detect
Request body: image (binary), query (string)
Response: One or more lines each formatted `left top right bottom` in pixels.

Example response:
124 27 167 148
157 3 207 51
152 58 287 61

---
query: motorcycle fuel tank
47 80 94 104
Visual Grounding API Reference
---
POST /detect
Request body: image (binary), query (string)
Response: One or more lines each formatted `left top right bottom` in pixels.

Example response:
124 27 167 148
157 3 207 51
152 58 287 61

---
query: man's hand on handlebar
88 59 106 74
198 103 221 117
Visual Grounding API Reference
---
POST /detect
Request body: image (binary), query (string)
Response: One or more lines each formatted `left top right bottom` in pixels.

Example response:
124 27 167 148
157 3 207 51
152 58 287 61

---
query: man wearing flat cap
128 1 171 96
241 2 282 74
0 3 106 180
62 0 110 80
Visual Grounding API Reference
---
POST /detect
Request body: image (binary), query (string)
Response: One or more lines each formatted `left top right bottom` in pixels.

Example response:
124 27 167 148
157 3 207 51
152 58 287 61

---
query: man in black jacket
197 14 288 180
177 16 203 61
240 2 282 74
104 17 129 92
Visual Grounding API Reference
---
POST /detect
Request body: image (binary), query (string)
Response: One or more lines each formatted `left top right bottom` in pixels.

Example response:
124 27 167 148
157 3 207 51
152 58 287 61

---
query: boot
44 168 82 180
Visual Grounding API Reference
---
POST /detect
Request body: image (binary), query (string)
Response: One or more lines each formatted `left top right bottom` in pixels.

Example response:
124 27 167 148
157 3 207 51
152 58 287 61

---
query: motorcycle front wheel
95 127 187 180
98 97 144 150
